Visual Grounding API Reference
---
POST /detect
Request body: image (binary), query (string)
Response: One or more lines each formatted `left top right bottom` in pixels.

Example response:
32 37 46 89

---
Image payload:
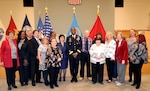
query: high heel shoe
63 77 66 81
12 85 18 88
8 86 11 90
136 86 140 89
59 77 62 82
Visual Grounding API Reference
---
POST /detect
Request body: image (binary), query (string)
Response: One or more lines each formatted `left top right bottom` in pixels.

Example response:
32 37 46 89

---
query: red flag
89 15 106 41
6 16 17 35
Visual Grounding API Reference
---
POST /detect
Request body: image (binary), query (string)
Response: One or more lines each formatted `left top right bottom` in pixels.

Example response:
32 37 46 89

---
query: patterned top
104 40 116 60
126 38 136 56
89 43 106 64
46 46 63 68
82 37 92 52
129 42 148 64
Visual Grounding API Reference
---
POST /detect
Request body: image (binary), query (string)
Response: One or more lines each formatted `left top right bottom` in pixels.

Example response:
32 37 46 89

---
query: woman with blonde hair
37 36 50 86
104 32 116 83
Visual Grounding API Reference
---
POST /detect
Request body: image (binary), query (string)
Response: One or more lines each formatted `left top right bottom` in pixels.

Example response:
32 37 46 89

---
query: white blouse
104 40 116 60
89 43 105 64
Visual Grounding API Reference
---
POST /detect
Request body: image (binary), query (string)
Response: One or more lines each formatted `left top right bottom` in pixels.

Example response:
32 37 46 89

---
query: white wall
115 0 150 30
0 0 34 30
34 0 114 34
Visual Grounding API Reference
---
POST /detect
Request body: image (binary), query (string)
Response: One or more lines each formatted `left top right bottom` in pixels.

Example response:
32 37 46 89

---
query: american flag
43 13 53 38
68 0 81 5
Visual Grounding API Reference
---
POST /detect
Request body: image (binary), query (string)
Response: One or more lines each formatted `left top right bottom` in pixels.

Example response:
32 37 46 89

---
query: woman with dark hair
17 31 29 86
129 34 148 89
49 31 56 42
1 30 20 90
57 34 68 82
92 32 104 43
89 37 105 84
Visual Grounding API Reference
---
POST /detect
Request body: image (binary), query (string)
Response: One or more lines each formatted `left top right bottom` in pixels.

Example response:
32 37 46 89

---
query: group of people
0 28 148 90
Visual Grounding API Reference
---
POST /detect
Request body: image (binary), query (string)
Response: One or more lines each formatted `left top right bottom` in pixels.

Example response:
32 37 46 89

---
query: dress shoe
12 85 18 88
74 78 78 82
99 82 104 85
36 81 43 83
131 83 136 86
32 82 36 86
136 86 140 89
79 77 83 81
54 84 59 87
25 82 28 86
21 83 24 86
50 85 54 89
8 86 11 90
92 82 96 84
71 78 74 82
129 79 132 82
107 80 112 83
87 77 92 81
116 82 123 86
44 82 49 86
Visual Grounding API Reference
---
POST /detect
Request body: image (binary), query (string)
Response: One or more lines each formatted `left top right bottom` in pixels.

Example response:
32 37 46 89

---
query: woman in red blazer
1 30 20 90
115 32 128 86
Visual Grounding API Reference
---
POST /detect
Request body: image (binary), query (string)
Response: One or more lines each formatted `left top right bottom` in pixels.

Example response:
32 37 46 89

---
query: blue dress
57 42 68 69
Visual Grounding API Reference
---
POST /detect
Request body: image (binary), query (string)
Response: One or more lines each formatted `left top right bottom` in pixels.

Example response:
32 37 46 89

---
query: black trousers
48 67 59 86
113 63 118 78
69 55 79 79
92 63 104 83
133 60 144 88
42 70 49 85
129 60 134 80
19 59 29 84
106 58 114 81
30 59 41 83
5 59 17 86
80 52 91 78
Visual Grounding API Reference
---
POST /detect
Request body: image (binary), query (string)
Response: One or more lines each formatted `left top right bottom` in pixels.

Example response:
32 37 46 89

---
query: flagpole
44 7 48 36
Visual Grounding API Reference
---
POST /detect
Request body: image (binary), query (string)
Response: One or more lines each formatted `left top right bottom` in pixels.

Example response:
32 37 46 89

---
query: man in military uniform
66 27 82 82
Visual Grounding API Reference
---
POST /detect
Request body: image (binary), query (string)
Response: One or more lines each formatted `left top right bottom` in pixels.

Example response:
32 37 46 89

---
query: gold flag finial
45 7 48 13
73 6 76 13
10 10 12 15
97 5 100 16
39 10 41 16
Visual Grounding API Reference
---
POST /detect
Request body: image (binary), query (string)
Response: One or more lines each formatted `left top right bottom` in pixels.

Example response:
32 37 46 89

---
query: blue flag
43 13 53 38
37 17 43 31
22 15 32 31
67 13 83 37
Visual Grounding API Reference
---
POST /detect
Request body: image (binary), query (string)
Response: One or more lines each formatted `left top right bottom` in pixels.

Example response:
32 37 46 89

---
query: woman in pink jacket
1 30 20 90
